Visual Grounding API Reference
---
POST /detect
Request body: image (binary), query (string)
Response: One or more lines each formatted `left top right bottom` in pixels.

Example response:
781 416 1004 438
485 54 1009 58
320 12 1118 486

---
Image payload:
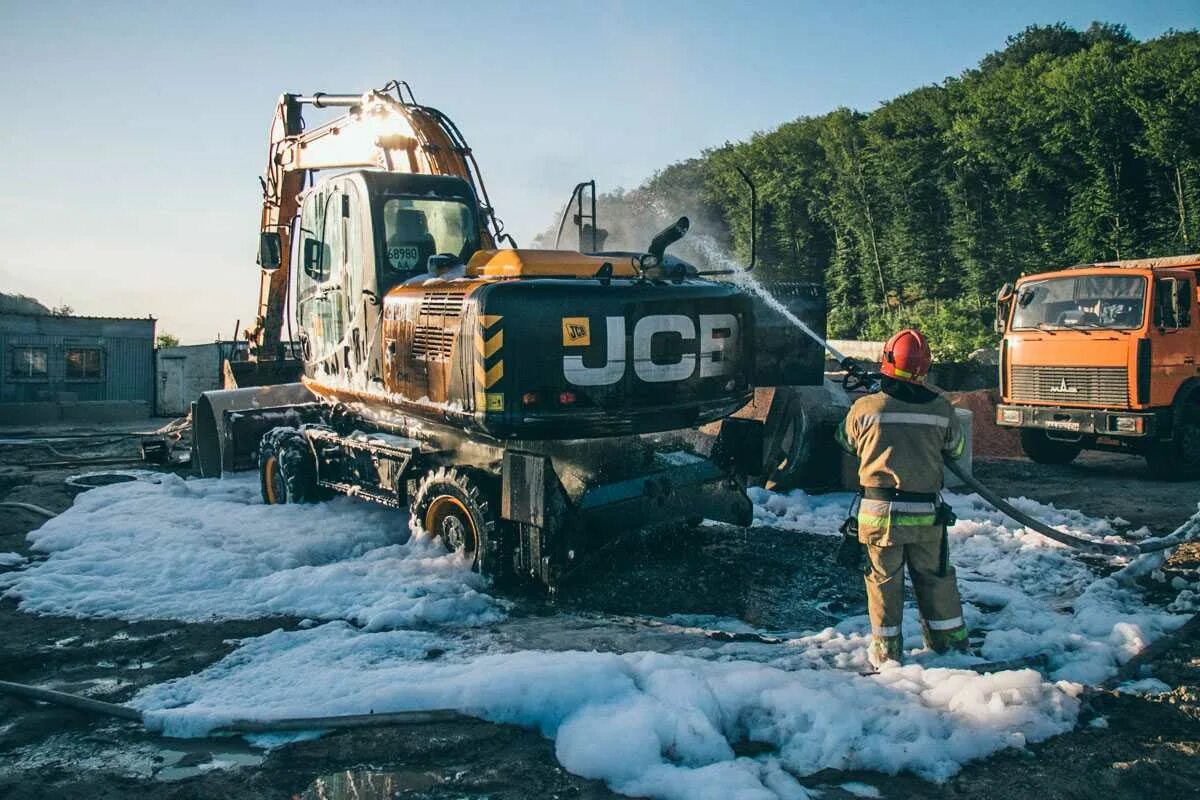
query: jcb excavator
193 82 776 589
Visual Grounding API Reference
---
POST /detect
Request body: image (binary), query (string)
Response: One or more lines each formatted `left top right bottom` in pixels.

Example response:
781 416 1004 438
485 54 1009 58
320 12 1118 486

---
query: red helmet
880 328 932 383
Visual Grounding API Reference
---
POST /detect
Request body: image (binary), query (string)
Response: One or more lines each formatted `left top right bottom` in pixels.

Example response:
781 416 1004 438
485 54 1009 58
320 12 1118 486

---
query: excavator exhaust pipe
648 216 690 262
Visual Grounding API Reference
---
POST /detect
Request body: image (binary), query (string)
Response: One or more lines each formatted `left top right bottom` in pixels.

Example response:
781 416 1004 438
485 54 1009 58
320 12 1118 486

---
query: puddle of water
154 747 265 781
299 769 443 800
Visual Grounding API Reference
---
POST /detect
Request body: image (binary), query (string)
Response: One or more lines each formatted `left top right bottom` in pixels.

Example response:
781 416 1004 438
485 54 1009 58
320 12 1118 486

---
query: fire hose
944 457 1200 555
795 317 1200 557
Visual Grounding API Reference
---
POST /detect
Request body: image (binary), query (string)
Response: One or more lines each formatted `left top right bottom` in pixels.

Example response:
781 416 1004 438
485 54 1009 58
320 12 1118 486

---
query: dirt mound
948 389 1023 457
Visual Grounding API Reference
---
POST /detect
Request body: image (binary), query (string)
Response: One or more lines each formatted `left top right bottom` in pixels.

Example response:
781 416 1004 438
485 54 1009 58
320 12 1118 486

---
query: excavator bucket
223 358 304 390
192 382 318 477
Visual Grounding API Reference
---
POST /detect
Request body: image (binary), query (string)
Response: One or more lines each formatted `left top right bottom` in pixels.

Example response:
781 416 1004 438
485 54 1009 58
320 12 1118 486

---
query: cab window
1012 275 1146 331
381 197 476 285
296 187 347 360
1154 277 1192 329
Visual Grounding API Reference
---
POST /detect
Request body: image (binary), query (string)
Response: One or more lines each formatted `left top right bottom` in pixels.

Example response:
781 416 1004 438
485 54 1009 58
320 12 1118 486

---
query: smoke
530 163 737 270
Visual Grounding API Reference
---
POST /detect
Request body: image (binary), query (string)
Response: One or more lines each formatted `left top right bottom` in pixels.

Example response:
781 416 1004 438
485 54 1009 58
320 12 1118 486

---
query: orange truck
995 254 1200 479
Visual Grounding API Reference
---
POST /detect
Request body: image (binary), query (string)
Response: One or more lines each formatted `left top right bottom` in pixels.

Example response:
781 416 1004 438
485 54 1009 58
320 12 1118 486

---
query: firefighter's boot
921 620 970 654
867 635 903 669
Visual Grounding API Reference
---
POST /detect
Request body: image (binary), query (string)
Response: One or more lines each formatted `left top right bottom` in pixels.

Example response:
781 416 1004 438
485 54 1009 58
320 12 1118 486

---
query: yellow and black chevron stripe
475 314 504 412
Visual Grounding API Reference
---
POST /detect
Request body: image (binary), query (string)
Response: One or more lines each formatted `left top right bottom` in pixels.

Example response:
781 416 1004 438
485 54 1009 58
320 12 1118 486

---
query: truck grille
1010 365 1129 406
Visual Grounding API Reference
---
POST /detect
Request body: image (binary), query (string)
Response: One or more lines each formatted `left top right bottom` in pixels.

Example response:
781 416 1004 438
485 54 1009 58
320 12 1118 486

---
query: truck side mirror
258 231 282 271
994 282 1014 334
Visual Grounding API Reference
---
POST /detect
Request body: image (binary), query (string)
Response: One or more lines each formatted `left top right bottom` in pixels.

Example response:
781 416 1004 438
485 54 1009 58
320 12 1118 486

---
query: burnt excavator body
194 86 762 591
290 169 753 439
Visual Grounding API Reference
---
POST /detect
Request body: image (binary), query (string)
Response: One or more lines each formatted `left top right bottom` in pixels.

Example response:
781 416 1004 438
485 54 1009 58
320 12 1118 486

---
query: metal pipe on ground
217 710 471 733
0 502 57 519
0 679 143 722
0 678 468 734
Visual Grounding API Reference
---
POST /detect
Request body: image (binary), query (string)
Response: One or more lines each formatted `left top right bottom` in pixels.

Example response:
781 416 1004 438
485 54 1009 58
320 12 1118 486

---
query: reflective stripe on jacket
837 390 964 545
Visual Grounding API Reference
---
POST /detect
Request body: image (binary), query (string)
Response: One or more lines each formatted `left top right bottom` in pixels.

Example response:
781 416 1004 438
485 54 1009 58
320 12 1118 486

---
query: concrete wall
156 343 228 416
827 339 886 362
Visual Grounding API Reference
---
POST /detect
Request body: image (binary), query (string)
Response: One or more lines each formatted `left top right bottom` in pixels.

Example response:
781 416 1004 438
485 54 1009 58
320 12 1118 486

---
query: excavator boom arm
250 85 504 360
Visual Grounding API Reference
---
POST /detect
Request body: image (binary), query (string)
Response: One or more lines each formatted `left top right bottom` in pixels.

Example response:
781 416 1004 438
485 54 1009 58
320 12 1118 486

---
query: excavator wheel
410 467 509 578
1019 429 1081 466
259 428 324 504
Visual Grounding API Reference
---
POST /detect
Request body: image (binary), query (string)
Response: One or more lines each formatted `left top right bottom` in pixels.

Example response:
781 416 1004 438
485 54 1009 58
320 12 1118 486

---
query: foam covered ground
1 473 1193 799
0 474 504 629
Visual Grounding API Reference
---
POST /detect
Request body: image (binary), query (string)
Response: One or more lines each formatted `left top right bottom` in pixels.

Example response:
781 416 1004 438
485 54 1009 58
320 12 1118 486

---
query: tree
0 292 49 315
50 304 74 316
156 333 180 349
558 23 1200 357
1124 32 1200 248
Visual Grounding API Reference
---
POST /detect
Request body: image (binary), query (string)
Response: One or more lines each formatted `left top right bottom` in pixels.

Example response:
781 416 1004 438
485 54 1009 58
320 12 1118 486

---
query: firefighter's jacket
836 385 965 546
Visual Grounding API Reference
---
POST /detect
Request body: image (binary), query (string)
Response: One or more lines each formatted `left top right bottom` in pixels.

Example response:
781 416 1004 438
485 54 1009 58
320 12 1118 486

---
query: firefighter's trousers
864 533 965 647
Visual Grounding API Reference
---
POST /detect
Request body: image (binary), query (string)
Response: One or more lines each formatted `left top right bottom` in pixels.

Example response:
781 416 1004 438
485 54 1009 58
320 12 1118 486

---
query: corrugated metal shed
0 312 156 405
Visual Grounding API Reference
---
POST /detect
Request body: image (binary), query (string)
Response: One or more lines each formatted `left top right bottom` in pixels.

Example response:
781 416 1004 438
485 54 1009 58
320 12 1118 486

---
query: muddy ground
0 438 1197 799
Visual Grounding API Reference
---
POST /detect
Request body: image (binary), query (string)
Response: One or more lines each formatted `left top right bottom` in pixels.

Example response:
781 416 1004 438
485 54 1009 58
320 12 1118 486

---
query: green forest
565 24 1200 359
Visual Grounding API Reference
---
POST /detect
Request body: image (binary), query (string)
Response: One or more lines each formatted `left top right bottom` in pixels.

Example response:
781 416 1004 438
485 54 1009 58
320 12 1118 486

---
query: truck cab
995 254 1200 478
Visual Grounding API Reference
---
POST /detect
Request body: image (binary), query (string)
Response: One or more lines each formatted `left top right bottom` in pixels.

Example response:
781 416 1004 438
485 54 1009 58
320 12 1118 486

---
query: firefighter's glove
836 517 864 570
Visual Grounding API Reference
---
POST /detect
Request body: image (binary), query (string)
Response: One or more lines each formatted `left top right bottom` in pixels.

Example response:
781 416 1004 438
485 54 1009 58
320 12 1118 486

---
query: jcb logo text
562 314 740 386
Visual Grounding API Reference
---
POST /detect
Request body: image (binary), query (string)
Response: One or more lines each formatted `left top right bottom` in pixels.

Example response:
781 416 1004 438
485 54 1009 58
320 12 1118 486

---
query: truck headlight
1113 416 1143 433
998 408 1021 425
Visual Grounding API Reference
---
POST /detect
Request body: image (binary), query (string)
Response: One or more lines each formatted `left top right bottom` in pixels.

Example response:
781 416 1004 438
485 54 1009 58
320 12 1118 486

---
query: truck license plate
1044 420 1081 431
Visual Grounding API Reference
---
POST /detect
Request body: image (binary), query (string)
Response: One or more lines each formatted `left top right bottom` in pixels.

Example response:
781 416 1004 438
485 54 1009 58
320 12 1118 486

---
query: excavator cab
292 169 485 380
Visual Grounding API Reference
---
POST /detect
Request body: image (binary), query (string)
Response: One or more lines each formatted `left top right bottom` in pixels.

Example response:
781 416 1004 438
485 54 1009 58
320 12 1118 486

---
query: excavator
192 82 785 589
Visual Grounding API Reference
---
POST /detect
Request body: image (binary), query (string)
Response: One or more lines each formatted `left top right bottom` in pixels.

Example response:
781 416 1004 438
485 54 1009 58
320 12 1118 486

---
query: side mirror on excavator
258 231 282 271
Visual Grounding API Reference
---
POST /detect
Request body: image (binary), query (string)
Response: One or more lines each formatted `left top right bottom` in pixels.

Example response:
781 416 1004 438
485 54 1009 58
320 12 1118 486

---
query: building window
65 348 104 381
10 347 49 380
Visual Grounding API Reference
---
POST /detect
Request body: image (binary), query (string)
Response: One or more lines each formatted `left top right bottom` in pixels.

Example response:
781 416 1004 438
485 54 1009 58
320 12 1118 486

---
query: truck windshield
1012 275 1146 330
381 197 477 277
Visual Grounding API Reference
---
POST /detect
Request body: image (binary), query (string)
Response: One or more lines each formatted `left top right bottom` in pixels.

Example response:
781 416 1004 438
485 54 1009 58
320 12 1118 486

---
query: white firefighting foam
0 472 1191 798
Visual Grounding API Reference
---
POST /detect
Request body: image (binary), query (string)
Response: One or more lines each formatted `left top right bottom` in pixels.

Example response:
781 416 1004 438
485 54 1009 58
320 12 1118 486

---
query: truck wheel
410 467 508 578
259 428 322 504
1019 429 1081 465
1145 405 1200 481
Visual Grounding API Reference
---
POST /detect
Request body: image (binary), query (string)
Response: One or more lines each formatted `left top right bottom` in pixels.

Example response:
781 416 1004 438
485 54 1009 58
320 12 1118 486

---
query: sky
0 1 1195 343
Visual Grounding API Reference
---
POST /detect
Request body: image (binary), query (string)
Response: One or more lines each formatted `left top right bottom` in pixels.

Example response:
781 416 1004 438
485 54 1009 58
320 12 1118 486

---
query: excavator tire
1145 400 1200 481
1019 429 1082 466
410 467 509 579
259 427 324 504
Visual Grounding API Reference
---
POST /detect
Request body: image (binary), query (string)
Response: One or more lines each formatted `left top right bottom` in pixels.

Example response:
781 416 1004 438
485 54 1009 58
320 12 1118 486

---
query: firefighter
835 328 968 668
